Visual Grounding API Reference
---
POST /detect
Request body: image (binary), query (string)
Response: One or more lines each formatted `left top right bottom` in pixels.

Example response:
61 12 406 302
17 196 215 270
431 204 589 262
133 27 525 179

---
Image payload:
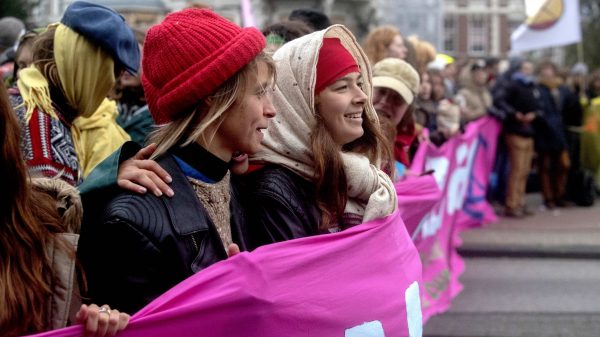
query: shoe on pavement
504 207 525 218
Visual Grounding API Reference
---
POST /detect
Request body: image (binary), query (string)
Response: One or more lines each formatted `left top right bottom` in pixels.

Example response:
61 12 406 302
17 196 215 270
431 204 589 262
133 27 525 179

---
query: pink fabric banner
29 210 423 337
409 116 501 322
395 174 443 236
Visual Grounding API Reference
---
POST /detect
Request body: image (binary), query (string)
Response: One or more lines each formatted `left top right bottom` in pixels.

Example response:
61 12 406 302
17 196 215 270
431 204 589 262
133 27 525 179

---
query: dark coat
78 154 249 314
535 84 571 152
240 165 321 250
493 73 542 137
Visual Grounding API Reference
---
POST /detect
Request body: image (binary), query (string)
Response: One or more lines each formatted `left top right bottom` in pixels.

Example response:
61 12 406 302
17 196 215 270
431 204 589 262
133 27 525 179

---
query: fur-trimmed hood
31 177 82 234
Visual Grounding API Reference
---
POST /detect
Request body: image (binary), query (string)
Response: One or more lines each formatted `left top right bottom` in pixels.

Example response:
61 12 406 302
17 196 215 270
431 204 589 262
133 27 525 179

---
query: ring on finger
98 306 112 316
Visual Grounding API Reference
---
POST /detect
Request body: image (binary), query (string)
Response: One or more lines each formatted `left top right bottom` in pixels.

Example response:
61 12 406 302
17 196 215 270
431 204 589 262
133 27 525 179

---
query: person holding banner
0 79 130 336
78 8 277 314
243 26 397 246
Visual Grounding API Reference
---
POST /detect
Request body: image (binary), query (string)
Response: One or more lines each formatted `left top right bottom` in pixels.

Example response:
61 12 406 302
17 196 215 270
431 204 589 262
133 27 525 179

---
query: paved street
424 194 600 337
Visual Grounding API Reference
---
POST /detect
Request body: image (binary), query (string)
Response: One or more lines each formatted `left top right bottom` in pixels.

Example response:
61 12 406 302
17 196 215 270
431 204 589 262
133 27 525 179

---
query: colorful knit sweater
9 88 80 186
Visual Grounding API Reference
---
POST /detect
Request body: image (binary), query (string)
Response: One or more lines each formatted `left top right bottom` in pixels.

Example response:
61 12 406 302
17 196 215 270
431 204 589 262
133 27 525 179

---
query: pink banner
409 116 501 322
395 174 443 236
29 210 423 337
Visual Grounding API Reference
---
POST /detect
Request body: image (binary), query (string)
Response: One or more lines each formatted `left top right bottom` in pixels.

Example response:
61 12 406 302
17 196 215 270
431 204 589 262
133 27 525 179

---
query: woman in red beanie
78 8 276 314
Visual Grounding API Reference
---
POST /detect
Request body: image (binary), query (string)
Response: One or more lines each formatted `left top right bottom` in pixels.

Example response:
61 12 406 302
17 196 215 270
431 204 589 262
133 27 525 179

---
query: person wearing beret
9 1 140 186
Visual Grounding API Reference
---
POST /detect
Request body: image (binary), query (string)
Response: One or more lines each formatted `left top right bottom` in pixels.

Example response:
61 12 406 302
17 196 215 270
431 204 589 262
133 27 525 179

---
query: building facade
173 0 378 38
376 0 444 53
30 0 379 39
442 0 526 58
29 0 534 59
30 0 169 29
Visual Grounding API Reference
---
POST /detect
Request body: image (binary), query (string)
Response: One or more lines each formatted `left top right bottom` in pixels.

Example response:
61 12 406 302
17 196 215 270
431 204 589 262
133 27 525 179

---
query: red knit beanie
315 38 360 95
142 9 266 124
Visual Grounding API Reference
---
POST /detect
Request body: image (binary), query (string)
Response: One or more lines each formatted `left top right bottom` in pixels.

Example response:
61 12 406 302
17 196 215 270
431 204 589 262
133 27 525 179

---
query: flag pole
577 41 584 64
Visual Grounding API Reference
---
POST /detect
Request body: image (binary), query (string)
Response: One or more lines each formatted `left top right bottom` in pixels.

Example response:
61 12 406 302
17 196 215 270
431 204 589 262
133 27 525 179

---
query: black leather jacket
79 154 249 314
241 165 321 250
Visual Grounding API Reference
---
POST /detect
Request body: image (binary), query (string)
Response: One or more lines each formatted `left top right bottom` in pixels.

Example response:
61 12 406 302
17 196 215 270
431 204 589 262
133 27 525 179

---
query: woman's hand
117 143 174 197
75 304 130 337
227 243 240 257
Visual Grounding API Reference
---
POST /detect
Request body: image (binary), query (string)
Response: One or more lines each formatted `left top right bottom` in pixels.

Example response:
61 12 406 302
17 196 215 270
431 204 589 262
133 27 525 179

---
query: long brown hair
310 108 393 230
0 82 69 335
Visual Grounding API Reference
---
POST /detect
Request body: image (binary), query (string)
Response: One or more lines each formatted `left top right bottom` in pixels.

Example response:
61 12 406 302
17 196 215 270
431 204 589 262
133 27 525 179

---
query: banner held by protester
28 209 424 337
410 116 500 322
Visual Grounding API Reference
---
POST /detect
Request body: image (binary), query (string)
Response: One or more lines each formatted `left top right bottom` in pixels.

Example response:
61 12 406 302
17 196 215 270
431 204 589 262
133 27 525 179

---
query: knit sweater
187 173 232 249
171 142 232 249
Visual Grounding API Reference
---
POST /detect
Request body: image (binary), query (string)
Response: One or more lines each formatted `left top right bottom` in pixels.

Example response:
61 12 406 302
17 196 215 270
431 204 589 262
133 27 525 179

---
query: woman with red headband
242 26 396 245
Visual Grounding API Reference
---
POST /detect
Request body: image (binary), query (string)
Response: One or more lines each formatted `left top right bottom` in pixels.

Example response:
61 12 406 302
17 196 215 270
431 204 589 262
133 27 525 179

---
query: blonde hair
149 52 275 159
363 26 401 65
408 36 436 73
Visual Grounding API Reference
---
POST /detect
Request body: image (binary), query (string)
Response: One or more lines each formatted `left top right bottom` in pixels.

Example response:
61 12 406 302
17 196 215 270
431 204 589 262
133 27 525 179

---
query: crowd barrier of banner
409 115 501 322
29 116 500 337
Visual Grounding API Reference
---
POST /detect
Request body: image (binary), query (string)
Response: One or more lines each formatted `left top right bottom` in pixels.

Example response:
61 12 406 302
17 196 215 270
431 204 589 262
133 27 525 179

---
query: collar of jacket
157 154 219 236
170 141 229 182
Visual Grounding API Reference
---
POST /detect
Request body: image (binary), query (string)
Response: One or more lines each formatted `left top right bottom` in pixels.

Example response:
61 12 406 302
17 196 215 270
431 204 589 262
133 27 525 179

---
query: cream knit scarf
252 25 397 225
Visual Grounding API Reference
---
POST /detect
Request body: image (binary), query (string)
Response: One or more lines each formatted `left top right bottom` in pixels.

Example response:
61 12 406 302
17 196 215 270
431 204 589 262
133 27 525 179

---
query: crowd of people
1 1 599 336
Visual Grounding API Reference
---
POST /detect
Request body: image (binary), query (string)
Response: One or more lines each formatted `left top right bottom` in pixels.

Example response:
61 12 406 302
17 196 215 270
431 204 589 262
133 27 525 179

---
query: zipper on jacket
190 234 199 253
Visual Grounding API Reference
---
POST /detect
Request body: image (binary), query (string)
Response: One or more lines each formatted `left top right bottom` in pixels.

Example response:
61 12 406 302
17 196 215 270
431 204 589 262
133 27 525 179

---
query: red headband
315 38 360 95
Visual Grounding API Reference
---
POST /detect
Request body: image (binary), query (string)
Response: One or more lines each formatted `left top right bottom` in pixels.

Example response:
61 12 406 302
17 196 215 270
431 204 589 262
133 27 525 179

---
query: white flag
510 0 582 53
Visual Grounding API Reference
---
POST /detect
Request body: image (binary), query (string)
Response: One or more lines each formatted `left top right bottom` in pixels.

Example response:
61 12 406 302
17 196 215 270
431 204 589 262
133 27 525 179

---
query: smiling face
216 61 276 159
315 72 368 146
372 87 409 127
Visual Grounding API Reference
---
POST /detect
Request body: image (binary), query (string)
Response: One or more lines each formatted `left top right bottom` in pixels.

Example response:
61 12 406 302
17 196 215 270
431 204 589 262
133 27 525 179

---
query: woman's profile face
218 61 276 157
386 35 407 60
316 72 367 146
15 42 34 77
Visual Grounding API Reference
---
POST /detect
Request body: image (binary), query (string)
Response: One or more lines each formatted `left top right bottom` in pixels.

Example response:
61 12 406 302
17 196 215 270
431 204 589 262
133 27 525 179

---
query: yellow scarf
16 23 115 123
17 66 57 122
55 24 115 118
17 23 116 172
